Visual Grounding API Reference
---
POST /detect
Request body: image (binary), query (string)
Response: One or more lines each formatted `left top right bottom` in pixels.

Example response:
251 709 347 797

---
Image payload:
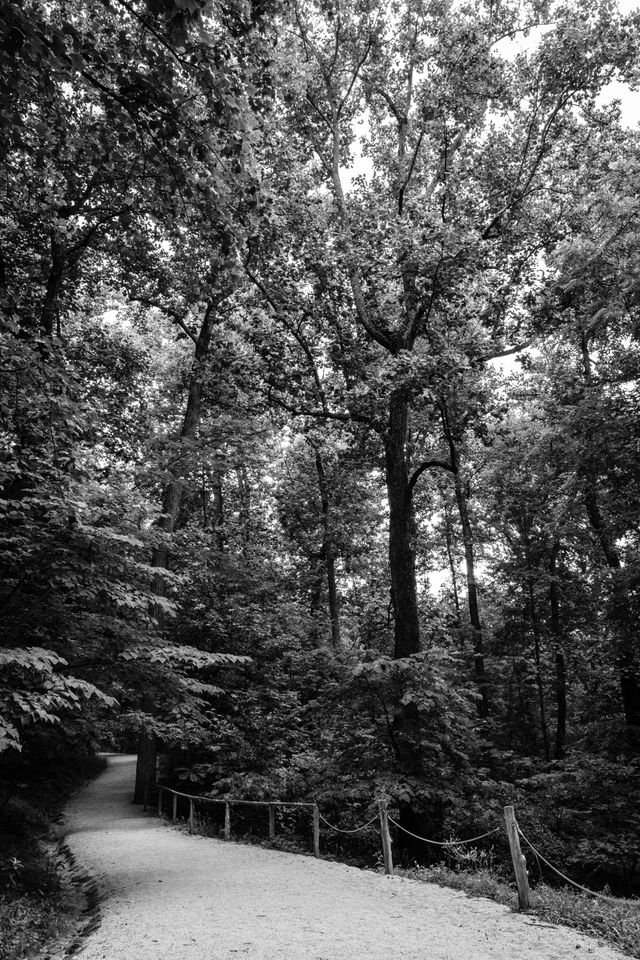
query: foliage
0 749 106 960
1 0 640 928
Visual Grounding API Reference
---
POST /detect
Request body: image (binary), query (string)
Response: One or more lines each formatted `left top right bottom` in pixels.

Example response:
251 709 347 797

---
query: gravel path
62 754 626 960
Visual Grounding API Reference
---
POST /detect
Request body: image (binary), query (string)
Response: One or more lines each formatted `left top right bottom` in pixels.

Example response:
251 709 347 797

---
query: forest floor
44 754 629 960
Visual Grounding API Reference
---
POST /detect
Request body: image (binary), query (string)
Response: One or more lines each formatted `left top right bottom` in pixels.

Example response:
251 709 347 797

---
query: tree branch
329 115 393 351
133 296 198 344
408 459 457 499
245 265 329 413
338 36 373 115
268 388 375 428
475 339 534 363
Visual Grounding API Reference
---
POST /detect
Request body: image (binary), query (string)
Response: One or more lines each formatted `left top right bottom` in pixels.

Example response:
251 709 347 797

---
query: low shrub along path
61 755 625 960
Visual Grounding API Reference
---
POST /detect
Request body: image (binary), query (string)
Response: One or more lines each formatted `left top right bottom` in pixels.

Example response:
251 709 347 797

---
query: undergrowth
400 863 640 960
163 801 640 958
0 751 107 960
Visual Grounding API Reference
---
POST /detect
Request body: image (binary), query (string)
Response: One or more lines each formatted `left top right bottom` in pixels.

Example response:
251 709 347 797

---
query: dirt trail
61 754 625 960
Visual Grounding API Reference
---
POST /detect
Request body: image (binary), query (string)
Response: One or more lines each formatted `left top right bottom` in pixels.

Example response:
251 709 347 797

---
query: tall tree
256 0 640 663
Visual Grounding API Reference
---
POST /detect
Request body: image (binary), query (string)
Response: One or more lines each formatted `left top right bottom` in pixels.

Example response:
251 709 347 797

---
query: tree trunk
315 450 341 649
522 509 551 760
549 541 567 760
236 464 250 551
453 471 489 717
139 300 221 783
153 300 220 584
443 502 461 624
584 484 640 726
211 473 225 554
133 730 157 805
40 230 66 337
580 336 640 727
385 390 420 658
440 402 488 714
527 578 551 760
308 557 325 648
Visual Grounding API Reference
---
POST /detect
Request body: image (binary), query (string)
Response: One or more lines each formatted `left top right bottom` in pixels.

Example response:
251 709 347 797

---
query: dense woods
2 0 640 919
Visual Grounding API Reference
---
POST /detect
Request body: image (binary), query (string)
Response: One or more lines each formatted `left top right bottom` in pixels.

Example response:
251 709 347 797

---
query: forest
1 0 640 938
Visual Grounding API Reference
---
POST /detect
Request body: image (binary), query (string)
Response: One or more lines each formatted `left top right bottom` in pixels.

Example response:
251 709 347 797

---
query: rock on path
62 754 625 960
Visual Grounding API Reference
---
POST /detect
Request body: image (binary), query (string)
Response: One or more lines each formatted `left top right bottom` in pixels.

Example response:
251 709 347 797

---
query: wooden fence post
504 805 530 910
172 792 177 822
189 798 194 835
268 804 275 841
157 786 163 819
313 804 320 858
378 800 394 876
224 802 231 840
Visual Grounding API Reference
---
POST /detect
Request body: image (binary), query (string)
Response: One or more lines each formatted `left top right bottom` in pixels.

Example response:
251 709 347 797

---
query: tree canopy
2 0 640 894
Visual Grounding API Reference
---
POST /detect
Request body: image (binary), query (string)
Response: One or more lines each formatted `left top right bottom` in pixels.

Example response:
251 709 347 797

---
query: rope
318 813 379 835
157 785 314 807
388 816 501 847
517 827 639 907
157 785 203 801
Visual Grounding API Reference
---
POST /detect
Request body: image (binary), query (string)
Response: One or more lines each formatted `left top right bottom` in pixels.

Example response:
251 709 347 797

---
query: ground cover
0 753 106 960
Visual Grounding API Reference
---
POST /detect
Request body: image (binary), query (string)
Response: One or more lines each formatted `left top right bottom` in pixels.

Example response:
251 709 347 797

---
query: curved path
62 755 625 960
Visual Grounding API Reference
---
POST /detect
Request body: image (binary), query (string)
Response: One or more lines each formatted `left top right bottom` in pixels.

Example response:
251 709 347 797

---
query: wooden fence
156 785 640 911
155 784 536 909
157 785 321 857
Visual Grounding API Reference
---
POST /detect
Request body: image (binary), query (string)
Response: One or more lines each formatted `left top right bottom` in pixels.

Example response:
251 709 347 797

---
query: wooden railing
156 784 487 884
157 785 322 857
155 785 637 911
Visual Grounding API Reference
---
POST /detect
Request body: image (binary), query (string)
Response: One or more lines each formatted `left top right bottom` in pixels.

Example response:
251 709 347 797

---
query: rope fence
154 785 638 912
318 812 379 835
517 826 636 906
387 817 501 847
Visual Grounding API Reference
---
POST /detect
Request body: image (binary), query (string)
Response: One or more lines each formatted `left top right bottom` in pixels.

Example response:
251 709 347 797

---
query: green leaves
0 647 117 753
120 643 250 668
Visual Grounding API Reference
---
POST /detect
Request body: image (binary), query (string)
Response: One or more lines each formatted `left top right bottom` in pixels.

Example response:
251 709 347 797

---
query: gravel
60 754 627 960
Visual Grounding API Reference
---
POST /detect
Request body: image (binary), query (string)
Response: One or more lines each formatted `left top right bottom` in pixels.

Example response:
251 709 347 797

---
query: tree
251 0 640 665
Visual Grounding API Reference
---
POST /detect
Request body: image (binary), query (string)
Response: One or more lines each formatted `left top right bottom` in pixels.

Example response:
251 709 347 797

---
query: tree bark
40 230 66 337
315 450 341 649
440 402 488 714
580 335 640 727
443 502 461 624
385 390 421 657
584 482 640 726
527 577 551 760
133 730 157 805
453 470 489 716
522 508 551 760
549 541 567 760
236 464 250 551
153 299 220 581
211 472 225 554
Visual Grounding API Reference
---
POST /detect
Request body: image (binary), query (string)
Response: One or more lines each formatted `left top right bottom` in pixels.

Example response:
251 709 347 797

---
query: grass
399 863 640 959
